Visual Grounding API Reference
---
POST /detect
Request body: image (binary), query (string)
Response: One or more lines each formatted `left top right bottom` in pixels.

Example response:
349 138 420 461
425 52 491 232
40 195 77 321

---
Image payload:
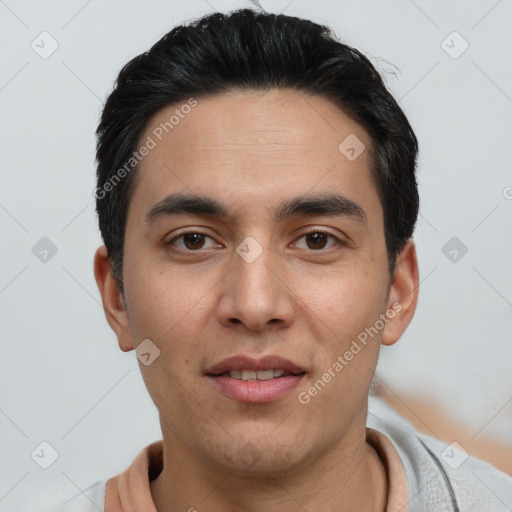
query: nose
216 239 295 332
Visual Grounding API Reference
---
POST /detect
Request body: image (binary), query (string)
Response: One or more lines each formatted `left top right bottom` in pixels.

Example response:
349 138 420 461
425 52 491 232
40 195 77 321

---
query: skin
94 89 419 512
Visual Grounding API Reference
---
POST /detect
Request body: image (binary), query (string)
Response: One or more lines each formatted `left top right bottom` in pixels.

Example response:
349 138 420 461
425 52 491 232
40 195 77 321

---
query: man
50 8 512 512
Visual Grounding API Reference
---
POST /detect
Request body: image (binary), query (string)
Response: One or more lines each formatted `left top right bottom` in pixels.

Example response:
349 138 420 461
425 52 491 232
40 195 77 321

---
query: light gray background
1 0 511 510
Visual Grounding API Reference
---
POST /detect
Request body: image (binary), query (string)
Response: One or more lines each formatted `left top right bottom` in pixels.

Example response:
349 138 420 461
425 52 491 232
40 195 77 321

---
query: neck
150 419 387 512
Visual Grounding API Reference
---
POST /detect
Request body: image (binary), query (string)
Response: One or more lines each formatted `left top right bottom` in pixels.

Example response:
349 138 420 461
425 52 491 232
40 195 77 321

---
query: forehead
128 89 381 228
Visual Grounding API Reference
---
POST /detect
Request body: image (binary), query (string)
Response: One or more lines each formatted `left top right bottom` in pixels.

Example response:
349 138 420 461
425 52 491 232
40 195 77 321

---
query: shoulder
43 479 107 512
367 396 512 512
416 433 512 512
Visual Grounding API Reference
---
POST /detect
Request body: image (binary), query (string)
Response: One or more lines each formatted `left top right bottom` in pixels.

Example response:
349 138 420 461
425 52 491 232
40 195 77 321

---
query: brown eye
294 230 341 251
305 232 329 250
182 233 206 250
167 231 220 251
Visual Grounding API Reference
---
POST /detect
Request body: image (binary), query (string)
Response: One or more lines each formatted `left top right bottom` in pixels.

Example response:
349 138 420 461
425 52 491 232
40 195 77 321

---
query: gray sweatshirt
367 396 512 511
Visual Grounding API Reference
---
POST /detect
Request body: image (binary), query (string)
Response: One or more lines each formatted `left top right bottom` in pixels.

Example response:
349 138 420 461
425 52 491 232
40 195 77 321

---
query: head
94 8 419 475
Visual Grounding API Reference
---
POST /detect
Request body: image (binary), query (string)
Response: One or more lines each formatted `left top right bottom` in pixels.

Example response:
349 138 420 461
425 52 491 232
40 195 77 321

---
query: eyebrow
145 192 367 225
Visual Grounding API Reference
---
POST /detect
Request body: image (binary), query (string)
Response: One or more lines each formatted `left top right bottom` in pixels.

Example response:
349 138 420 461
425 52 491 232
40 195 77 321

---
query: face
95 89 418 475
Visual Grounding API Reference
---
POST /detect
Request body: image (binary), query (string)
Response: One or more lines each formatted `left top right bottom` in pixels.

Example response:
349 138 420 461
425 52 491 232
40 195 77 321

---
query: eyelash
166 228 345 252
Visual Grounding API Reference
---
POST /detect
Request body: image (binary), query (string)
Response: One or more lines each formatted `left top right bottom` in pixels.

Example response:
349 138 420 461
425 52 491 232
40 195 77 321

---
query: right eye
166 231 222 251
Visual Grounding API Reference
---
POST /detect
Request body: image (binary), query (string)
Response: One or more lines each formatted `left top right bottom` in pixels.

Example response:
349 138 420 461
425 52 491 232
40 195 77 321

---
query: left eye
293 230 341 250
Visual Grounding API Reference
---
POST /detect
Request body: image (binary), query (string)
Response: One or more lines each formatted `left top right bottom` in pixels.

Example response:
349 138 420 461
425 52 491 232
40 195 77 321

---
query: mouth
205 355 307 403
213 369 305 380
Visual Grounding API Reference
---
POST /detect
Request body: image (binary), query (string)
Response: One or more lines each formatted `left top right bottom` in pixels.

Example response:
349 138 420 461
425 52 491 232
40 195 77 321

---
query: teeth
228 369 290 380
255 369 274 380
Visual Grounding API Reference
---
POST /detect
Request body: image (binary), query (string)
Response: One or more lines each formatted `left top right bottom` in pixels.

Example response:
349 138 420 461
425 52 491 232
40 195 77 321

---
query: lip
205 354 306 376
207 374 305 403
205 354 307 404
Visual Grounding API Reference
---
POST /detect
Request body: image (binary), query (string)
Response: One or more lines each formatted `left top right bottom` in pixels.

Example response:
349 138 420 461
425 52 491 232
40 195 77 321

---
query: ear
93 245 135 352
381 239 419 347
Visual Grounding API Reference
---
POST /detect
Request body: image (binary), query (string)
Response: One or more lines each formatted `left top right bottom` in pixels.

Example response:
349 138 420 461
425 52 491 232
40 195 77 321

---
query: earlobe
93 246 135 352
381 239 419 347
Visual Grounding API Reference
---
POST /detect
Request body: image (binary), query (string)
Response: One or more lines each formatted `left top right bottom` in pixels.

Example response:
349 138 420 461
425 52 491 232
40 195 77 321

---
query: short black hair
95 8 419 295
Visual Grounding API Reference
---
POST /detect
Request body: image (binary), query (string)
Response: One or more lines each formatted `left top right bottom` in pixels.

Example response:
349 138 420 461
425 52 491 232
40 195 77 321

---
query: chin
207 429 310 476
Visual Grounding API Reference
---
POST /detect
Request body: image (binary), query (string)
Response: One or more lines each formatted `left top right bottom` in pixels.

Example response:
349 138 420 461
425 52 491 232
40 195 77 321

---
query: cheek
124 254 211 341
125 268 208 409
297 275 385 411
293 266 387 343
